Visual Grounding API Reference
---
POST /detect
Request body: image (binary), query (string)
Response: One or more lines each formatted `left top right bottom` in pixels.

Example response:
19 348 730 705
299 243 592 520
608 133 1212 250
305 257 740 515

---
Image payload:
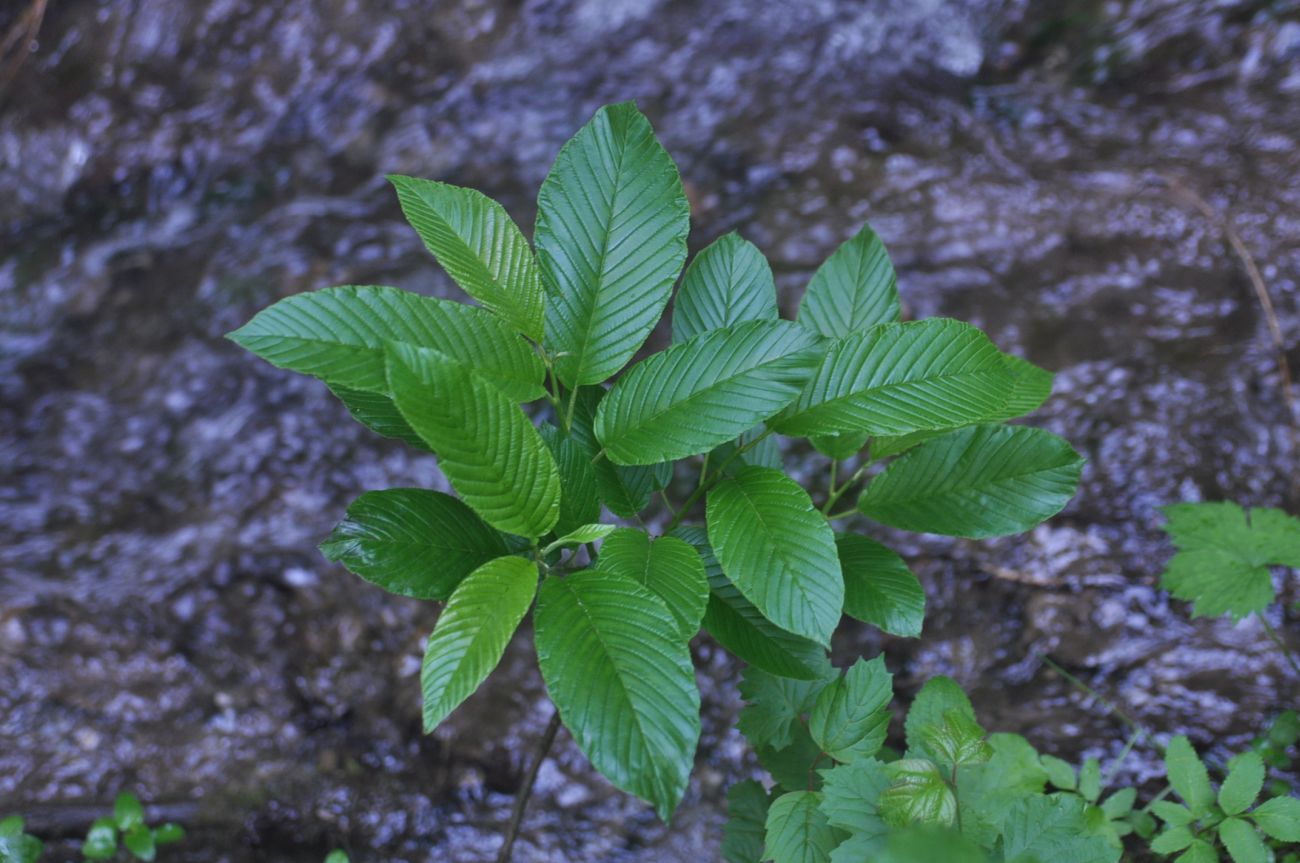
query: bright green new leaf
672 232 778 343
421 556 536 732
1079 757 1102 803
809 657 893 763
123 824 156 861
538 424 602 535
1218 751 1264 815
956 733 1049 847
536 101 689 386
904 676 979 766
82 818 118 860
1159 502 1300 620
836 534 924 638
773 319 1013 438
324 853 350 863
1250 795 1300 841
114 792 144 832
228 285 545 402
1166 735 1215 816
708 466 844 646
1151 826 1197 854
764 791 837 863
857 424 1084 538
570 386 667 518
1218 817 1267 863
919 710 992 769
1152 800 1196 826
321 489 510 600
387 342 560 537
1001 794 1122 863
535 570 700 821
1041 754 1077 791
798 223 900 338
878 760 957 828
542 523 615 555
723 781 772 863
594 320 823 465
1100 787 1136 820
594 529 709 639
737 663 835 751
388 175 545 340
874 826 988 863
0 835 42 863
1177 840 1219 863
674 526 829 680
152 824 184 845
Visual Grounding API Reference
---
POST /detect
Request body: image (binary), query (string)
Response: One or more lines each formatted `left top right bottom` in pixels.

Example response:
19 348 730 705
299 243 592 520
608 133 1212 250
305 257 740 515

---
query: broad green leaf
1219 751 1264 815
0 835 42 863
328 384 429 449
674 526 829 680
712 426 784 472
874 826 988 863
764 791 836 863
1218 817 1267 863
1041 755 1078 790
570 386 666 518
798 224 900 338
1160 502 1300 620
723 781 773 863
758 722 826 791
152 824 184 845
773 319 1013 438
594 321 823 465
738 663 835 751
809 657 893 763
0 819 19 838
957 733 1049 847
1079 757 1102 803
387 342 560 537
538 424 602 535
1250 795 1300 841
857 425 1083 538
1177 840 1219 863
114 792 144 831
1166 735 1215 816
1001 794 1122 863
1152 801 1196 826
421 557 535 731
919 710 992 769
535 570 700 821
536 101 689 386
708 466 844 646
123 824 156 861
672 232 778 343
811 431 870 461
388 175 544 340
836 535 924 637
1100 787 1137 819
878 760 957 828
82 818 118 859
594 529 708 639
321 489 510 600
820 759 891 842
1151 826 1197 854
868 354 1054 460
905 676 978 765
228 285 545 402
542 523 615 554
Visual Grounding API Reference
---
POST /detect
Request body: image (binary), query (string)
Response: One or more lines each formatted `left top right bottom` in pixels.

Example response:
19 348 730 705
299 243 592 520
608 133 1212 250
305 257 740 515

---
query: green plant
0 816 42 863
229 101 1083 854
81 793 184 862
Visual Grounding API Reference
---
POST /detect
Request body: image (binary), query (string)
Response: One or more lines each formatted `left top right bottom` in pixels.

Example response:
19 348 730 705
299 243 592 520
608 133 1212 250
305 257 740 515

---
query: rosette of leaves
229 101 1083 826
81 793 184 861
726 675 1125 863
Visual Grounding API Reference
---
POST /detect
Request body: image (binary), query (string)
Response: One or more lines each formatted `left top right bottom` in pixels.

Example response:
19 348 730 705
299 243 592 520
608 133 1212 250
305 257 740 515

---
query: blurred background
1 0 1298 860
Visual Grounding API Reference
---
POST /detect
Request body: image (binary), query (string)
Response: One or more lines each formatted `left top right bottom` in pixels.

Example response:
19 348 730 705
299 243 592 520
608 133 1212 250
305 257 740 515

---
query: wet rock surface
2 0 1298 859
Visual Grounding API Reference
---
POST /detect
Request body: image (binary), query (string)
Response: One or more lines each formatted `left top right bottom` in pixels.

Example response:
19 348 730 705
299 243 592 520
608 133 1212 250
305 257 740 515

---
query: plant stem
1260 614 1300 677
663 429 774 534
822 465 867 515
1041 655 1150 740
825 508 858 522
497 709 563 863
564 384 579 435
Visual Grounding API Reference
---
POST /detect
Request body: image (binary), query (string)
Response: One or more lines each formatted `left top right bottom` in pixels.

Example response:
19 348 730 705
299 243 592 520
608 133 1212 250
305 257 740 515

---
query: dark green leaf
321 489 510 600
328 384 429 449
538 424 602 535
152 823 185 846
421 556 536 732
836 535 924 637
723 781 773 863
228 285 545 402
764 791 837 863
810 432 870 461
594 529 709 639
0 820 19 838
798 224 899 338
673 232 778 343
535 570 700 821
857 425 1084 538
595 321 823 465
570 386 665 518
387 342 561 537
114 793 144 832
738 663 835 751
123 824 156 861
758 722 826 791
536 101 689 386
820 759 891 843
389 175 544 340
773 320 1012 437
708 466 844 646
809 657 893 763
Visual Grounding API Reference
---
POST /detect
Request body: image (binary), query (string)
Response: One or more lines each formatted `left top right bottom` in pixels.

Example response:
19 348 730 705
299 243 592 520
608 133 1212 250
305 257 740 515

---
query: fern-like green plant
228 101 1084 848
